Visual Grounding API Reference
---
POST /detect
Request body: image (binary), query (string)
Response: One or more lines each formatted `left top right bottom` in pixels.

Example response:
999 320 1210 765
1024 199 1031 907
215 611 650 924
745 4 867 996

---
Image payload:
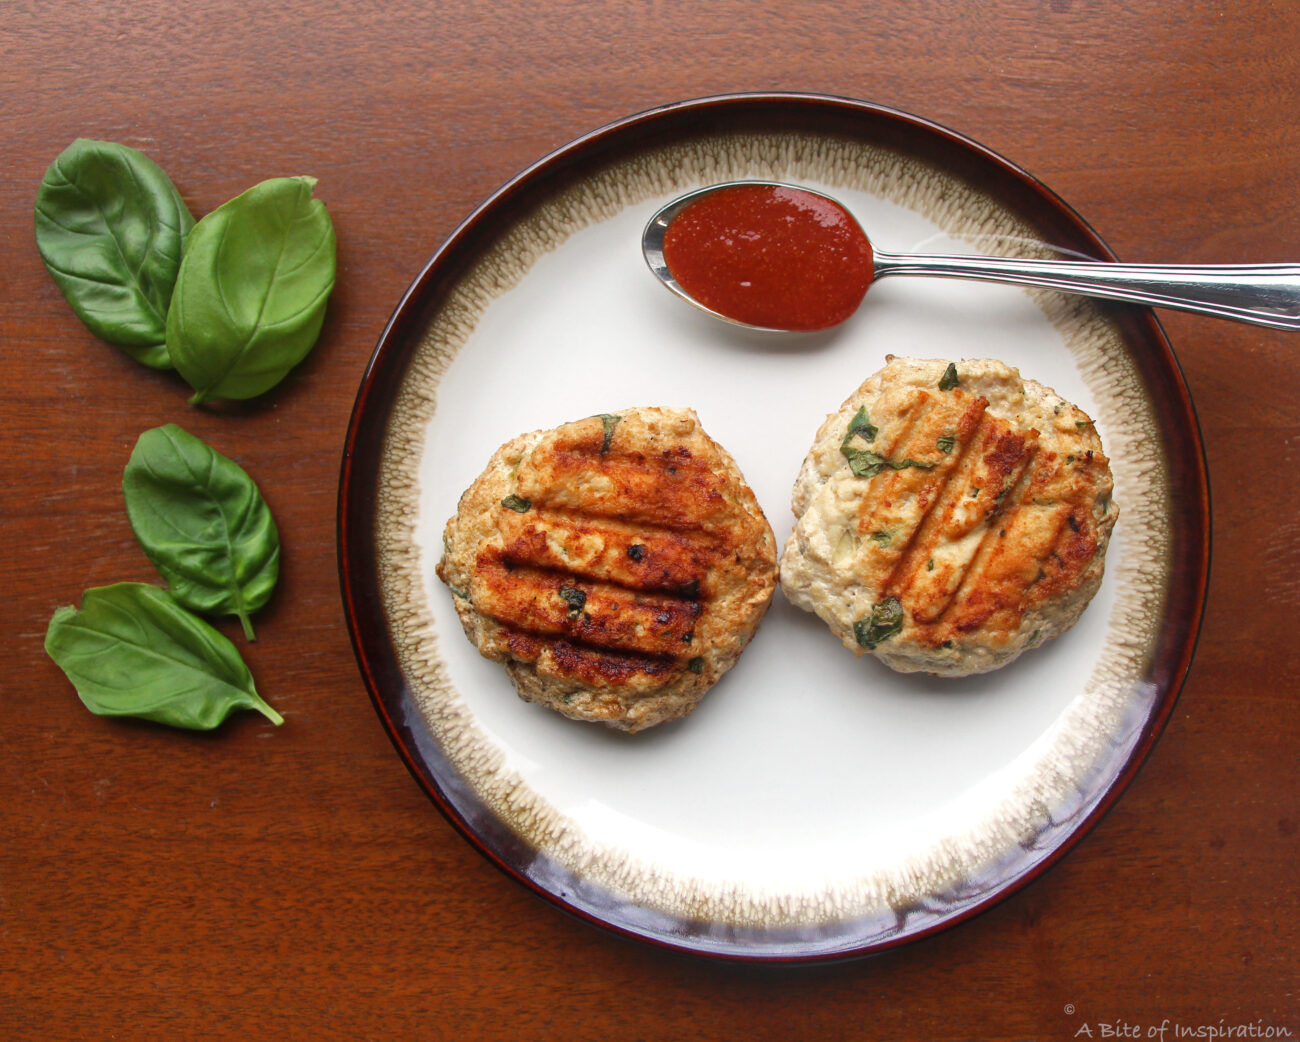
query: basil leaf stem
35 139 194 368
123 425 279 641
44 583 281 729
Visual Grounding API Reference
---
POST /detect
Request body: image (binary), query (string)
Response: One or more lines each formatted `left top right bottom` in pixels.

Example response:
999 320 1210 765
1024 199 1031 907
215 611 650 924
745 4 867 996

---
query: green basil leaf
558 585 587 617
168 176 336 403
44 583 282 729
596 413 622 454
122 424 279 641
853 596 905 650
842 446 935 478
843 446 888 478
34 139 194 369
842 405 878 446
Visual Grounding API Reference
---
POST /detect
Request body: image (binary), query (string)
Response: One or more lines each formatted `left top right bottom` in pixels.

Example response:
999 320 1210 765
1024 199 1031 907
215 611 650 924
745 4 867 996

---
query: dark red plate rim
338 92 1211 963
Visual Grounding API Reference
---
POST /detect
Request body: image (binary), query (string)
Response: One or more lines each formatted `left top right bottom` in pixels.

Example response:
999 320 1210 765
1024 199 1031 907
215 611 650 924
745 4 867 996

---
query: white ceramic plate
340 95 1209 960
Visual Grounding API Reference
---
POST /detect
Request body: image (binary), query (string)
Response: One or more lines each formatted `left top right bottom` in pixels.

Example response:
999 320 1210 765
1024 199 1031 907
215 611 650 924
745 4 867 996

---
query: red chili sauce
661 184 874 331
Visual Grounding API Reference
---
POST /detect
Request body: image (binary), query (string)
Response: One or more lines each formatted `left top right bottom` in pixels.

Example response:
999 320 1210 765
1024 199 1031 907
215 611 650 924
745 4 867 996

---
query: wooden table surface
3 3 1296 1038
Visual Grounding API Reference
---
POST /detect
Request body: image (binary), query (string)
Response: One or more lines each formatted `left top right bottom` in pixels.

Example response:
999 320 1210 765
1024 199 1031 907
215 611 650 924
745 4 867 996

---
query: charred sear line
495 502 721 595
852 390 979 597
474 553 704 658
522 445 736 531
875 398 1049 634
501 626 687 684
549 639 679 683
898 427 1101 646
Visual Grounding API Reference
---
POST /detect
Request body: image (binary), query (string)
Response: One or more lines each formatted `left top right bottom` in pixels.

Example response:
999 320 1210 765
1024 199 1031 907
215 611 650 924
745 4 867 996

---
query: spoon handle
871 252 1300 330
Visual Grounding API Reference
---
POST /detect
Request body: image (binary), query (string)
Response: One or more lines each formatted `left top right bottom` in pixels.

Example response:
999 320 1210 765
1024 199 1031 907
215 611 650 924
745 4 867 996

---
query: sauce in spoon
661 183 874 331
649 181 1300 331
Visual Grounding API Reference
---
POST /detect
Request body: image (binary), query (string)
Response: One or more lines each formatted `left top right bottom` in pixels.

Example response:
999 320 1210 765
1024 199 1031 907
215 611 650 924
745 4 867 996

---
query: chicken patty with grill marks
436 407 778 731
780 357 1119 676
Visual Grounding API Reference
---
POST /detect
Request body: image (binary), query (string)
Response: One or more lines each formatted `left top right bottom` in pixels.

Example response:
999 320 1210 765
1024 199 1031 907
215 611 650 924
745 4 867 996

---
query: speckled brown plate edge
337 92 1210 962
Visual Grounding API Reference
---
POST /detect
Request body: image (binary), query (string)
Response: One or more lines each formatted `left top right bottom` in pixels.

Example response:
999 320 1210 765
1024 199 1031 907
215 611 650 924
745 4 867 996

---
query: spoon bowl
642 181 830 333
643 180 1300 332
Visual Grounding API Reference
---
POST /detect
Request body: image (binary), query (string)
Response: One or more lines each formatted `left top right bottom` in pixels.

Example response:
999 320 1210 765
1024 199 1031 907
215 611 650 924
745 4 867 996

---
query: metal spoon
642 181 1300 331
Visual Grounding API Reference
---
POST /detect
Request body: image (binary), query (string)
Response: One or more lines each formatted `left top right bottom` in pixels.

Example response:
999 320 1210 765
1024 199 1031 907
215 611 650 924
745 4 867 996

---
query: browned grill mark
518 445 736 531
495 506 720 596
848 389 968 593
455 413 776 691
941 489 1071 638
474 554 701 657
837 384 1106 647
501 628 677 687
870 388 930 462
911 447 1102 647
886 402 1039 622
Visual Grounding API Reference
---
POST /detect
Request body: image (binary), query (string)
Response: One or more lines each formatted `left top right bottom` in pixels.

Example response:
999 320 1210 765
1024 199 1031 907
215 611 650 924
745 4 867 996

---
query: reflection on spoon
642 181 1300 332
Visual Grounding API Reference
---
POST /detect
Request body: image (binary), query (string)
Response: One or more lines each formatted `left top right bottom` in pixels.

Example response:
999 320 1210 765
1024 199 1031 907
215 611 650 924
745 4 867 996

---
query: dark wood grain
2 2 1295 1038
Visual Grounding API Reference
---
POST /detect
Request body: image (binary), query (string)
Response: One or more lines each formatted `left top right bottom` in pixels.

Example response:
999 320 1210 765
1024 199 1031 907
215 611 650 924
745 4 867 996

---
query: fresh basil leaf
168 176 336 403
44 582 282 729
34 139 194 369
122 424 279 641
938 363 960 390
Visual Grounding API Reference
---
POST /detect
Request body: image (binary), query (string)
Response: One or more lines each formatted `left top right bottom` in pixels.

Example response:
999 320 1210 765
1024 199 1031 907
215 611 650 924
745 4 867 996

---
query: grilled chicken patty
780 357 1119 676
436 408 777 731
